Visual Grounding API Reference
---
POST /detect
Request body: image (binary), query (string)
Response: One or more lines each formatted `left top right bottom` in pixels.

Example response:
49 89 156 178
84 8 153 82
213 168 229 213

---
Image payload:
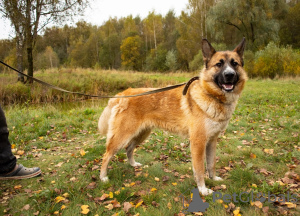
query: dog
98 38 247 195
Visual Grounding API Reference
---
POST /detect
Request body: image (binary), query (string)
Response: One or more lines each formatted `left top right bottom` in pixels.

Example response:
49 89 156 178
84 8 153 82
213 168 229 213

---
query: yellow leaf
51 181 55 184
264 149 274 155
105 203 113 210
81 205 90 214
172 182 177 186
114 190 120 195
62 193 69 198
250 153 256 159
61 205 66 210
109 191 114 198
154 177 160 182
216 199 223 204
53 211 59 215
11 144 16 149
14 185 22 190
252 184 257 188
223 204 228 208
54 196 65 203
285 202 297 208
135 200 143 208
150 188 157 192
80 149 86 156
167 202 172 210
233 209 240 216
130 182 136 187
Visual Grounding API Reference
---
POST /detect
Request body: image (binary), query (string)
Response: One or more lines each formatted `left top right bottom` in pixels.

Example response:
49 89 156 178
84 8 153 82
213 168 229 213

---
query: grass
0 71 299 216
0 68 194 105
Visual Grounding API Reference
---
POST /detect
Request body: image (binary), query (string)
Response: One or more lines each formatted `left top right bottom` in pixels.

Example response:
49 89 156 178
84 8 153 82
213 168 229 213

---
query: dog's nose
224 71 235 80
223 66 236 81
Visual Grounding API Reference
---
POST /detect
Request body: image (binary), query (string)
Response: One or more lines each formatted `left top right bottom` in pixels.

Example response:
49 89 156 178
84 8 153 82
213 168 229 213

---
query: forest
0 0 300 78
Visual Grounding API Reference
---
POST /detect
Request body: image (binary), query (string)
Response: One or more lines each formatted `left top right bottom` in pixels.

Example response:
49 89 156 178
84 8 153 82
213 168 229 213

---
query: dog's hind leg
100 118 144 182
126 128 151 167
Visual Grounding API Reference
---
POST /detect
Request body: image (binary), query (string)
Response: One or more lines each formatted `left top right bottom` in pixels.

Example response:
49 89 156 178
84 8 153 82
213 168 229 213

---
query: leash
0 60 199 98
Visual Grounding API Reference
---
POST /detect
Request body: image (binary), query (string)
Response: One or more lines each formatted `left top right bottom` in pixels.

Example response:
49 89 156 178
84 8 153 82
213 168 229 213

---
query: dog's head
201 38 247 95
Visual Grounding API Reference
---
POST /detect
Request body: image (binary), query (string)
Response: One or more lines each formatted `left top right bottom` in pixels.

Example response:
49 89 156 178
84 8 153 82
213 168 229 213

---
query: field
0 70 299 216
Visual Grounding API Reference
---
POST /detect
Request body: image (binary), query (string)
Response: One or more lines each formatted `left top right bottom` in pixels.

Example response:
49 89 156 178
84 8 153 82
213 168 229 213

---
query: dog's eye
231 60 238 67
216 62 222 67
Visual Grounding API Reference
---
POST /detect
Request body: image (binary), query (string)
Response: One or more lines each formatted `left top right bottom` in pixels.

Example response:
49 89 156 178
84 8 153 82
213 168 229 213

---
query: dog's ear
233 37 246 59
202 39 216 66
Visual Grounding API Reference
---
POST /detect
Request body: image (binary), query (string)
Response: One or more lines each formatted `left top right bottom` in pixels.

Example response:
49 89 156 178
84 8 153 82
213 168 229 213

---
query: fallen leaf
99 193 109 201
152 201 159 207
150 188 157 192
61 205 66 210
55 162 64 167
14 185 22 190
54 196 66 203
81 205 90 214
172 182 177 186
135 200 143 208
154 177 160 182
250 153 256 159
80 149 86 156
162 176 170 182
109 191 114 198
251 201 263 208
22 204 30 211
105 203 114 210
87 182 97 189
167 202 172 210
264 149 274 155
123 202 133 212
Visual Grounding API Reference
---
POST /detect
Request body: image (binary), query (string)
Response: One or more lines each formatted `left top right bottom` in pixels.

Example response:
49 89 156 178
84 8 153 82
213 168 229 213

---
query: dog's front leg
190 133 213 196
206 136 222 181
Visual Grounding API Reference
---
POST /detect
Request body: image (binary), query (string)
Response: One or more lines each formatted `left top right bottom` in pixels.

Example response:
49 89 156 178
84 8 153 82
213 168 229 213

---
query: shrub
253 42 300 78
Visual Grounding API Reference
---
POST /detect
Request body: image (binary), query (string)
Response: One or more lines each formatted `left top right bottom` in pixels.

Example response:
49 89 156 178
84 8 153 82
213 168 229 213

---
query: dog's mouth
221 83 235 92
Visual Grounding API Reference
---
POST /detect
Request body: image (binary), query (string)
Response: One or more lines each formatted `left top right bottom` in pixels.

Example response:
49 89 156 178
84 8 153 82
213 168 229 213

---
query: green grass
0 72 299 216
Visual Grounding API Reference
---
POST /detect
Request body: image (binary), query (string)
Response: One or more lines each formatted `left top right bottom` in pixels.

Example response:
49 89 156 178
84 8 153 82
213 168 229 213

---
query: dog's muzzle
215 66 238 92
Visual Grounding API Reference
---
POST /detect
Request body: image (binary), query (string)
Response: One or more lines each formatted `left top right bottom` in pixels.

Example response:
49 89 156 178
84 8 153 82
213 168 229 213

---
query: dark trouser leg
0 105 16 174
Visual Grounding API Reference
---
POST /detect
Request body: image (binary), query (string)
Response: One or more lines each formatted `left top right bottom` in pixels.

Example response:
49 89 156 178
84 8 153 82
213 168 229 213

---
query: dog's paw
213 176 223 181
131 162 142 167
100 176 109 182
198 186 213 196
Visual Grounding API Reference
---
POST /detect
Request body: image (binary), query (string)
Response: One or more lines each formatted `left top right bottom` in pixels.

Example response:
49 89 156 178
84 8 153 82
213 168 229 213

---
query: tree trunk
25 0 33 83
16 34 24 83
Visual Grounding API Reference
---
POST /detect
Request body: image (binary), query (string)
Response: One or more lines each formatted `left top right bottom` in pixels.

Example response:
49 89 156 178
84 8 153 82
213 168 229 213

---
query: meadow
0 69 299 216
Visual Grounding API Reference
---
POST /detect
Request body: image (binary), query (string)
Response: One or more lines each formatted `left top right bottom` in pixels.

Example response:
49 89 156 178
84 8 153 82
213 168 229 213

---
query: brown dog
98 38 247 195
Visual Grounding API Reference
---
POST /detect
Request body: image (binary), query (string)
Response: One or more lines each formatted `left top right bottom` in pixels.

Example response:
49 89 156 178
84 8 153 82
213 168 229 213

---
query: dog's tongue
222 84 234 90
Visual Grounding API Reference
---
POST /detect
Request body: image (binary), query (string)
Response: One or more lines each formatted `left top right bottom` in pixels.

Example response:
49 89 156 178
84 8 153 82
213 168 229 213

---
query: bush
189 50 203 72
165 50 178 71
253 42 300 78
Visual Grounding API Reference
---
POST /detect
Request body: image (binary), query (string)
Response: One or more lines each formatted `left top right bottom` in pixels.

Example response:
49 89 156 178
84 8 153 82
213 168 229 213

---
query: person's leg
0 104 16 174
0 104 41 179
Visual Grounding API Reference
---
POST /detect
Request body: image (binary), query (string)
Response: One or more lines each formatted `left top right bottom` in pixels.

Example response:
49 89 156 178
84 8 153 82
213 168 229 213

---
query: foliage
252 42 300 78
279 2 300 48
120 35 143 70
35 46 59 70
165 50 178 71
207 0 282 50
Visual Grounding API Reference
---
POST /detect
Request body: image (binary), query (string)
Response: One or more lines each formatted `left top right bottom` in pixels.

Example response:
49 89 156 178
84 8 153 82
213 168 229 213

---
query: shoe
0 164 42 180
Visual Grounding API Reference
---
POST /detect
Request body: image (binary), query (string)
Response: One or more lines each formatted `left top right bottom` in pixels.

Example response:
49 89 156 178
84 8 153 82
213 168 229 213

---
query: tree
120 35 143 70
280 2 300 48
0 0 89 83
0 1 26 82
207 0 282 49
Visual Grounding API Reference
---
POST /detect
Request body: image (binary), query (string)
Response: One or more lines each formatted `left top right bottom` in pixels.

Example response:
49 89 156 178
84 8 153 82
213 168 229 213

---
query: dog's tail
98 106 111 136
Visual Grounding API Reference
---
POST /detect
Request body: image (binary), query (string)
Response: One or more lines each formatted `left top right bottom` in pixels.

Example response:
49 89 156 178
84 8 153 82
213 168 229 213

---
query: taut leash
0 60 199 98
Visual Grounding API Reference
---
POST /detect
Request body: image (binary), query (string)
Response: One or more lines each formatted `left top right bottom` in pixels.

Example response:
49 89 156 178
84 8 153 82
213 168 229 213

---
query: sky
0 0 189 40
